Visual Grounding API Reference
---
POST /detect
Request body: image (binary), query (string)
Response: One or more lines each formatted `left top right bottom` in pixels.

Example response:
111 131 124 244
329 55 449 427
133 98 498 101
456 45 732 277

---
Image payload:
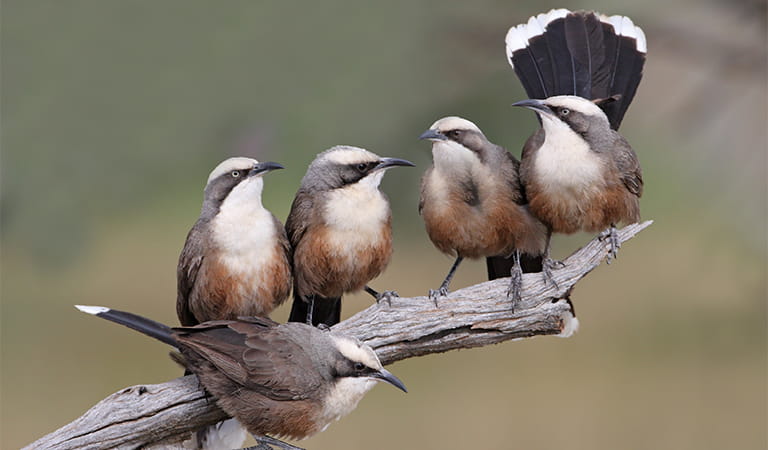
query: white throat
323 171 388 232
212 177 276 263
319 377 377 432
431 140 482 174
534 116 604 191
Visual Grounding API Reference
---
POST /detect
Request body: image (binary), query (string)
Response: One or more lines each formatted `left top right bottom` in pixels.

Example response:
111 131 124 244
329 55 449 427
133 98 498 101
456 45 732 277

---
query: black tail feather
486 253 544 281
507 9 646 129
75 305 177 348
604 35 646 129
288 295 341 327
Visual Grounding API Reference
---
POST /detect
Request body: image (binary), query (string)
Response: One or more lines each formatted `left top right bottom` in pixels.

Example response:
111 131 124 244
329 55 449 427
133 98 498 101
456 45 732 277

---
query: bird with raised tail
418 116 547 303
75 305 407 450
506 9 646 284
286 146 415 327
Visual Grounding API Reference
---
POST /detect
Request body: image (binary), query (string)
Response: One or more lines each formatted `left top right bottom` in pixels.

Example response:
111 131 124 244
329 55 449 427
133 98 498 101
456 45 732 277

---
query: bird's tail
288 294 341 327
486 253 543 281
505 9 646 129
75 305 177 348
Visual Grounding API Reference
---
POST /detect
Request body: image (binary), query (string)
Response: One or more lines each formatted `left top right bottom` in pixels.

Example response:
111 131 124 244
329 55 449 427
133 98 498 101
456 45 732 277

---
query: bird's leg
541 229 563 289
305 295 315 326
599 223 621 264
506 250 523 307
364 285 399 306
243 434 305 450
429 256 464 305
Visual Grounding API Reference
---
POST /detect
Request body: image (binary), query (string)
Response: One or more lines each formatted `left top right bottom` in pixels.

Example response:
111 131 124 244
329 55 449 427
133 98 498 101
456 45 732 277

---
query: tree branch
26 221 652 450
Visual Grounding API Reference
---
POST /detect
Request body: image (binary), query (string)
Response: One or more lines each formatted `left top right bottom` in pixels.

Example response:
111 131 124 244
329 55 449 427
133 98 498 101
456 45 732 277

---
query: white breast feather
212 177 278 277
319 377 377 431
428 140 490 207
534 117 604 198
323 171 389 256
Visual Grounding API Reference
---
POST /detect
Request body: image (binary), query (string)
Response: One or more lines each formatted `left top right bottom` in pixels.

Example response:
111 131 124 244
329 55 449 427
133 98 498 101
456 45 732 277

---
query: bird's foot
599 226 621 264
428 287 448 306
541 257 564 289
376 290 399 306
506 266 523 309
316 323 331 332
244 434 304 450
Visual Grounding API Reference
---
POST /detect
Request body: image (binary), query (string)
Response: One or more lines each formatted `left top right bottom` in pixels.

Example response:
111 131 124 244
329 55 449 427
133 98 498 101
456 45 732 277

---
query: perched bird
175 157 292 448
76 305 407 448
505 9 646 282
418 116 547 302
177 157 292 326
286 146 414 327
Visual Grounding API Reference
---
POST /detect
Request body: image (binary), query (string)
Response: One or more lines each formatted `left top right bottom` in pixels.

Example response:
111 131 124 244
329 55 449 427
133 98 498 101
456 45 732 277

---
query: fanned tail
506 9 646 129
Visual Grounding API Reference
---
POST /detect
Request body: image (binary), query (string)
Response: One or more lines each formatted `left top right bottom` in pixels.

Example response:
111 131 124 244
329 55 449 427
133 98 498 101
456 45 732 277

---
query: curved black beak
512 99 553 117
251 161 285 176
372 368 408 393
376 157 415 170
418 129 447 141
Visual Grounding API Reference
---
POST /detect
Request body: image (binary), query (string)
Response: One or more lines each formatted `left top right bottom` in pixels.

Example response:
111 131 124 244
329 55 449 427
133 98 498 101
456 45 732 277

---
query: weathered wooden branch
26 221 652 450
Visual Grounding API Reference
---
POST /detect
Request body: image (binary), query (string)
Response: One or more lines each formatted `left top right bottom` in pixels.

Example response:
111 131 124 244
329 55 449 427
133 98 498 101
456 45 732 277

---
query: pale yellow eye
231 170 241 178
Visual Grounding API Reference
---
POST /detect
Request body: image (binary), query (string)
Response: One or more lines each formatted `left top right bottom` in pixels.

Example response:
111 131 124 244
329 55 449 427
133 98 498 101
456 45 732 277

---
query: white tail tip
558 312 580 338
75 305 110 315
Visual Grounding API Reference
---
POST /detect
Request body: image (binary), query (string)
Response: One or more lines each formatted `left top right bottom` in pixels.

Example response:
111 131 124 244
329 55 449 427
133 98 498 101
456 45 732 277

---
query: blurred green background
2 0 765 449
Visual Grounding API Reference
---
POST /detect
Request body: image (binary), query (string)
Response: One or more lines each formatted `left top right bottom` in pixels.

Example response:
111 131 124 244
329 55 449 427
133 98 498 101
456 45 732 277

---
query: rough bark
26 221 652 450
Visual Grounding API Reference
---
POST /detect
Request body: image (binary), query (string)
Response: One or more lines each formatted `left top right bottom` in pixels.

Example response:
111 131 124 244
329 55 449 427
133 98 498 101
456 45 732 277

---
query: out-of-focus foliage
2 0 765 449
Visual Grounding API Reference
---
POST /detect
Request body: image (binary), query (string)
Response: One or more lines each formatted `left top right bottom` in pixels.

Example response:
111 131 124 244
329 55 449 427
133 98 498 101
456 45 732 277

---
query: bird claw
316 323 331 332
376 290 399 306
541 257 563 289
600 226 621 264
428 287 448 306
506 267 523 310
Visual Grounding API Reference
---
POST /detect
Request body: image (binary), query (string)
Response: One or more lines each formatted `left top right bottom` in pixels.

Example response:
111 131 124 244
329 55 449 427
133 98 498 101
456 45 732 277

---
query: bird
505 9 646 283
175 157 293 448
286 146 414 327
176 157 292 326
418 116 547 303
75 305 407 450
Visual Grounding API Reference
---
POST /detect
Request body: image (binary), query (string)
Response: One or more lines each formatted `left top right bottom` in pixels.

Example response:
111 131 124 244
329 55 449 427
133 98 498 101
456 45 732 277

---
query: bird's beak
418 129 447 141
376 157 416 170
512 99 553 117
250 161 285 176
372 368 408 393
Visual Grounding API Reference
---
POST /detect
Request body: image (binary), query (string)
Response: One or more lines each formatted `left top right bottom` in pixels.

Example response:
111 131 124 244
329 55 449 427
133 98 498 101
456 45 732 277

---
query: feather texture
505 9 646 129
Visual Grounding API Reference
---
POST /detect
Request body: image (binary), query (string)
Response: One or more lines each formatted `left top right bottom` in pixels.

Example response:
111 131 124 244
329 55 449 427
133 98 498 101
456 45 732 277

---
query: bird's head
419 116 494 167
512 96 611 136
302 145 414 191
328 334 407 393
203 157 283 210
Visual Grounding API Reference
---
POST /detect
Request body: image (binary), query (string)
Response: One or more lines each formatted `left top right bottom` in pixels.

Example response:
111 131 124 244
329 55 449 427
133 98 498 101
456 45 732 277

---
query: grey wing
418 167 434 215
176 223 206 326
519 130 544 189
272 213 292 265
500 148 525 204
613 136 643 198
180 321 322 401
285 189 314 253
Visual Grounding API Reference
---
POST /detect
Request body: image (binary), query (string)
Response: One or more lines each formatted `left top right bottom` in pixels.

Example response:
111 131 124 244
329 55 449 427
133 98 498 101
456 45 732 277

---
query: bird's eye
231 170 241 178
450 130 461 138
356 163 368 172
354 362 365 371
560 108 570 116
